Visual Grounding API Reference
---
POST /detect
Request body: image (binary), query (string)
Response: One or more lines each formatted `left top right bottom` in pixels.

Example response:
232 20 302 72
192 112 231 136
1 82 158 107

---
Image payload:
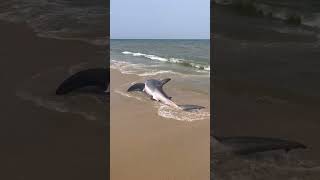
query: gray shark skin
56 68 109 95
128 78 204 111
212 136 307 155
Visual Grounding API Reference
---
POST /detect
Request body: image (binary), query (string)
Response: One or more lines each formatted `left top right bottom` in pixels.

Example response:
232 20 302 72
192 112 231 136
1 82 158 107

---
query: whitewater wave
110 60 153 75
0 0 107 46
15 64 106 121
214 0 320 29
16 91 100 120
114 87 209 122
110 60 209 78
121 51 210 71
113 79 209 122
157 104 210 122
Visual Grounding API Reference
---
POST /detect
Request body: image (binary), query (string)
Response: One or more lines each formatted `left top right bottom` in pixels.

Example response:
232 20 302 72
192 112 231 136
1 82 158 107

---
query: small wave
16 91 68 113
114 84 209 122
304 13 320 29
110 60 148 75
121 51 210 71
138 70 181 76
16 91 98 120
15 65 105 121
114 89 145 101
157 104 210 122
0 0 107 46
111 60 209 78
214 0 320 29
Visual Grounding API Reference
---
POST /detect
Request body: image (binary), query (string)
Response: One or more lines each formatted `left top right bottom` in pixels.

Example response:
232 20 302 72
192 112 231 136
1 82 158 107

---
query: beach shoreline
0 21 108 180
110 68 210 180
212 4 320 180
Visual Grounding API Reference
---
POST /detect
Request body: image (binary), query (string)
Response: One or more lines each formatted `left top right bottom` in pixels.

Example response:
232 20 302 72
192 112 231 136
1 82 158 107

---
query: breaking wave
110 60 209 78
213 0 320 29
121 51 210 71
0 0 108 46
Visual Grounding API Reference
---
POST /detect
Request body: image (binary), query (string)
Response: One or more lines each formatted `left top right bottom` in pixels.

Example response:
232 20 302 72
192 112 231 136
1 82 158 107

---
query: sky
111 0 210 39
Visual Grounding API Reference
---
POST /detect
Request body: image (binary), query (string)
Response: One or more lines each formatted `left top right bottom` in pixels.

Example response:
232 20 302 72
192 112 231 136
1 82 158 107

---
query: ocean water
15 62 107 121
111 39 210 93
111 39 210 73
111 39 210 91
0 0 108 121
111 39 210 121
214 0 320 22
213 0 320 40
0 0 108 45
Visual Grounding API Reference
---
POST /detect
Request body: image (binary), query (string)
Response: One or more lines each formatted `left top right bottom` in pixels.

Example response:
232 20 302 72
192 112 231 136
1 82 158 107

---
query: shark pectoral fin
178 104 205 111
127 83 145 92
161 78 171 86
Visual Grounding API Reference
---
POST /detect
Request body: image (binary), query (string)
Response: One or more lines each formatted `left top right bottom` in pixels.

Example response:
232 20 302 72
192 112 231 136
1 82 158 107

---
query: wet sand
110 69 210 180
0 21 108 180
212 4 320 180
213 1 320 159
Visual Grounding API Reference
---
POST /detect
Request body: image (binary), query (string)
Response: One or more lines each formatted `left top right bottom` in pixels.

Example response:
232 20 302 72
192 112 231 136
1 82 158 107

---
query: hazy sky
111 0 210 39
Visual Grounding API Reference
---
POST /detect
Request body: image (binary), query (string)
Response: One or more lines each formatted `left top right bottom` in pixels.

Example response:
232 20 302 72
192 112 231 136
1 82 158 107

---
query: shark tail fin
213 136 307 155
127 83 145 92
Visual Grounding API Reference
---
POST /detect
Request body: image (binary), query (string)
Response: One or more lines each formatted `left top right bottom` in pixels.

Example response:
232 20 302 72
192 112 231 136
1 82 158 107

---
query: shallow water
15 62 106 121
111 39 210 73
113 77 210 122
111 40 210 91
213 0 320 41
0 0 108 45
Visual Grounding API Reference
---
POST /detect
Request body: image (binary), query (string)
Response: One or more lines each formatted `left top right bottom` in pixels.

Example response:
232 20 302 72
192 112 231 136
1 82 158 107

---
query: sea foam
121 51 210 71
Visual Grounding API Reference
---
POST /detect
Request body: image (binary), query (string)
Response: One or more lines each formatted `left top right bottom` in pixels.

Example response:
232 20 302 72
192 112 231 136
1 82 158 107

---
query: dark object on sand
56 68 109 95
213 136 306 155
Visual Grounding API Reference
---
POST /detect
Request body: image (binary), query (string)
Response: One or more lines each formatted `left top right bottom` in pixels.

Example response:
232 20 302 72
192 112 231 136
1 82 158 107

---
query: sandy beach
110 69 210 180
212 3 320 179
213 7 320 161
0 21 108 180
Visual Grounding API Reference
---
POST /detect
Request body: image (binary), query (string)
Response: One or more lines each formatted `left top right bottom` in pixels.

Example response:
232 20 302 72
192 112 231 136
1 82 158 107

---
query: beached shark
128 78 204 111
56 68 109 95
212 135 306 155
56 71 306 155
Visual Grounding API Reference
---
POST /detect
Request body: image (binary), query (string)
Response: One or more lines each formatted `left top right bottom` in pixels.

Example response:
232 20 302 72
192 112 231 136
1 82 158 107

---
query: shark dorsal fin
160 78 171 86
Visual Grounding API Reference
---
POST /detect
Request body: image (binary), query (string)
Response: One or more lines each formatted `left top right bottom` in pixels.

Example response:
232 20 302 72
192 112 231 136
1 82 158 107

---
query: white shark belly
144 84 157 100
